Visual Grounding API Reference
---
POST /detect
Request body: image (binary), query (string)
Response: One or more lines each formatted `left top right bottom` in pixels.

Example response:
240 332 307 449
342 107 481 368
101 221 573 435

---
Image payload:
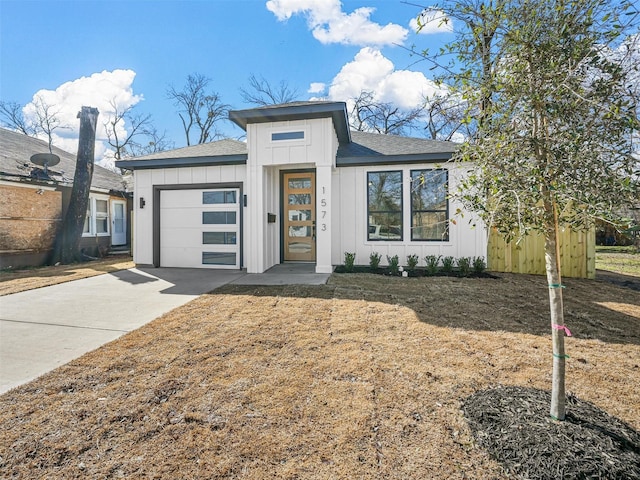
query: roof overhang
229 102 351 145
337 152 454 167
115 154 248 171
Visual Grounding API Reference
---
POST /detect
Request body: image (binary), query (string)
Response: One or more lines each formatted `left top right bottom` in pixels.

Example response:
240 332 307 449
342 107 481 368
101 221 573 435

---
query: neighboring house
116 101 487 273
0 128 132 269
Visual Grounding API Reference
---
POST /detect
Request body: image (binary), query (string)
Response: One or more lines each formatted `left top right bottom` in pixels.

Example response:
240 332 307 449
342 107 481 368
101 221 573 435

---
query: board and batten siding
331 164 487 267
133 165 247 266
487 227 596 279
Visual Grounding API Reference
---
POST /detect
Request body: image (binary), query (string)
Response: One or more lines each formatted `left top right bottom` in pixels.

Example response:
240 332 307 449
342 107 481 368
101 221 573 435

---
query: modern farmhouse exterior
116 102 487 273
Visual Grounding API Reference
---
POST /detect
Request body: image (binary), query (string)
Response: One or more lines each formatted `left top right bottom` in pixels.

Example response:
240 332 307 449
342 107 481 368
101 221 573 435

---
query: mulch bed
463 385 640 479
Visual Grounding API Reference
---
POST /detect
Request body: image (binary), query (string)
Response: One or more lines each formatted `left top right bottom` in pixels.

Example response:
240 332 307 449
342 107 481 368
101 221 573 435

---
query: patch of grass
1 273 638 478
596 249 640 277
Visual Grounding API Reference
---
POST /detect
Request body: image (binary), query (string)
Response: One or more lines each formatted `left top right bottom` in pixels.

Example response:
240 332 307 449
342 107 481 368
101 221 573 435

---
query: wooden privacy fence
487 227 596 279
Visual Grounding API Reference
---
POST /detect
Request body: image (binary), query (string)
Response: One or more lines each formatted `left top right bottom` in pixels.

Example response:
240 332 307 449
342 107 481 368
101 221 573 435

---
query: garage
160 188 241 269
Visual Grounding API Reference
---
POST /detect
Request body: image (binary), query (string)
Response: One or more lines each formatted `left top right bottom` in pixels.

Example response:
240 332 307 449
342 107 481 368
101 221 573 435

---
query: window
203 191 236 204
367 171 403 241
272 131 304 141
82 196 110 236
95 199 109 234
202 252 236 265
202 232 236 244
411 169 448 241
203 211 236 224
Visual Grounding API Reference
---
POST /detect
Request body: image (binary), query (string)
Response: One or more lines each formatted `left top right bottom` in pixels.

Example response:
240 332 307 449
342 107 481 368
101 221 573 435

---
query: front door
283 171 315 262
111 200 127 246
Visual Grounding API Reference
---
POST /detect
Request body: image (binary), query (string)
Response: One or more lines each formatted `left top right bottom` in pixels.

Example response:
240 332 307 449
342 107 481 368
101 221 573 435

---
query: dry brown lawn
1 272 639 479
0 256 134 296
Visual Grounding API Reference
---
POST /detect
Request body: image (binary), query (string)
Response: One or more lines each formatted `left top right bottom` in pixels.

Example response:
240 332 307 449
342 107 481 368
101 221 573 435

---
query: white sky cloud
409 9 453 34
308 82 326 94
266 0 407 46
22 69 142 170
327 47 445 109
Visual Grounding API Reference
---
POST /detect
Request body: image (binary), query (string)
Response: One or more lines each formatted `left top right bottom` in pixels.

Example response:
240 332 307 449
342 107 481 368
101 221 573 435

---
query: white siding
331 163 487 267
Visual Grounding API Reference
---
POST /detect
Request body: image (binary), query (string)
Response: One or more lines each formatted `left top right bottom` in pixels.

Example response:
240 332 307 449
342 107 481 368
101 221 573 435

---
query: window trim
410 168 449 242
366 170 404 242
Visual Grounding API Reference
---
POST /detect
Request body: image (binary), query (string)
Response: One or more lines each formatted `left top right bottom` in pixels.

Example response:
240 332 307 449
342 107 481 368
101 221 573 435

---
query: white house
116 102 486 273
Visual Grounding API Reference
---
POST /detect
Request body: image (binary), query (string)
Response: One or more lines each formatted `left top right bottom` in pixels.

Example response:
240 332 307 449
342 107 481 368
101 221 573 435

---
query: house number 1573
319 186 327 231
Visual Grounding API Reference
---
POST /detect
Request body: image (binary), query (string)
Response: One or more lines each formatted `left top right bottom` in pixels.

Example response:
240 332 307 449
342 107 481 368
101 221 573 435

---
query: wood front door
283 172 315 262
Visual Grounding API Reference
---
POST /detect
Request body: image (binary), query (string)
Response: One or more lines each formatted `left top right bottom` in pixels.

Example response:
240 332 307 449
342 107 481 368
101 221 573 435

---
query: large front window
411 169 449 241
367 171 403 241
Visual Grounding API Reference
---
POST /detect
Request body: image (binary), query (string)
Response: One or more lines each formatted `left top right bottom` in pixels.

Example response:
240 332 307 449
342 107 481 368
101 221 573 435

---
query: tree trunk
543 205 567 421
51 107 100 264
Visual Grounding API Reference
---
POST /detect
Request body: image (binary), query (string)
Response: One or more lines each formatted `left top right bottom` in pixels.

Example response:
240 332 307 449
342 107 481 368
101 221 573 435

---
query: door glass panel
289 226 311 237
288 178 311 189
288 241 311 254
288 209 312 221
114 204 124 233
288 194 311 205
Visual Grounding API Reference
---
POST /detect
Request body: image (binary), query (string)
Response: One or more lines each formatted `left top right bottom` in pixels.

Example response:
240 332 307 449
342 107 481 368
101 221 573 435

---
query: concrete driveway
0 267 246 394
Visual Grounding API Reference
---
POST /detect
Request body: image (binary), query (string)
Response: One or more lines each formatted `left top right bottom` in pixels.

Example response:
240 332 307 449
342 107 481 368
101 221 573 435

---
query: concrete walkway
0 264 329 394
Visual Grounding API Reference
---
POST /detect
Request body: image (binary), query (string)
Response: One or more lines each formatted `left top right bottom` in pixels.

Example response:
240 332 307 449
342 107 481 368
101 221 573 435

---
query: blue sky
1 0 453 167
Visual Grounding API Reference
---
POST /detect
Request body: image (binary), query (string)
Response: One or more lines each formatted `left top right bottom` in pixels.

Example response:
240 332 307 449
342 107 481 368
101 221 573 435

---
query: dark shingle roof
0 128 127 192
336 131 458 166
115 129 459 170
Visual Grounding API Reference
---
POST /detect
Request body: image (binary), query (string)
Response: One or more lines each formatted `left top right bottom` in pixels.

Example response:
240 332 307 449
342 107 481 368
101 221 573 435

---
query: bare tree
240 74 300 106
166 73 230 145
0 101 35 135
349 90 425 135
128 126 174 157
30 95 68 152
423 92 475 141
103 99 153 160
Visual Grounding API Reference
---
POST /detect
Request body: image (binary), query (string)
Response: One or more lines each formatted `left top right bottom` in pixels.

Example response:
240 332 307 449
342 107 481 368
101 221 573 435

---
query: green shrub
456 257 472 277
344 252 356 272
424 255 441 275
441 256 455 274
473 256 487 275
369 252 382 271
387 254 400 275
406 254 419 272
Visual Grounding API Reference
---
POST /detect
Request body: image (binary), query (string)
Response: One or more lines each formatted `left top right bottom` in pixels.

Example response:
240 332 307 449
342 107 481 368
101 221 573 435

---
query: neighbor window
367 171 403 241
82 196 110 236
410 169 449 241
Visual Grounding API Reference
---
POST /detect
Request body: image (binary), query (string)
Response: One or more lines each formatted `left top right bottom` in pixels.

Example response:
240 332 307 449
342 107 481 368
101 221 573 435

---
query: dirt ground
0 256 135 296
1 271 638 479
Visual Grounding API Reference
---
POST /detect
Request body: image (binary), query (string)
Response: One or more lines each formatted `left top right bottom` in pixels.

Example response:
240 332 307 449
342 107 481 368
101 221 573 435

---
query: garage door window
202 252 237 265
203 191 237 204
203 211 236 224
203 232 236 244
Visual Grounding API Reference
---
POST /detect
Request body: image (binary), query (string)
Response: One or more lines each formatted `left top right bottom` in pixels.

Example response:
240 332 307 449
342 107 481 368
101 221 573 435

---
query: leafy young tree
167 73 230 146
430 0 639 420
240 74 300 106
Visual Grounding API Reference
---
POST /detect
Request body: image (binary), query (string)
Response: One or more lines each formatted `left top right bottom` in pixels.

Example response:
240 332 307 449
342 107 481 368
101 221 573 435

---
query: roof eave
116 154 248 171
229 102 351 145
337 152 454 167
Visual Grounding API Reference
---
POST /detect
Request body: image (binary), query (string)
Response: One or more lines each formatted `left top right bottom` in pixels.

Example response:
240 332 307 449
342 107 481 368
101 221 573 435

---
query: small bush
387 255 400 275
344 252 356 272
473 256 487 275
369 252 382 271
406 254 419 272
424 255 441 275
456 257 472 277
441 256 455 274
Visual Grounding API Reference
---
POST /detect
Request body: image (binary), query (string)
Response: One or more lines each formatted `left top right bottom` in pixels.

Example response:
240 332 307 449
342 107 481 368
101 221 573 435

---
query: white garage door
160 188 240 269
